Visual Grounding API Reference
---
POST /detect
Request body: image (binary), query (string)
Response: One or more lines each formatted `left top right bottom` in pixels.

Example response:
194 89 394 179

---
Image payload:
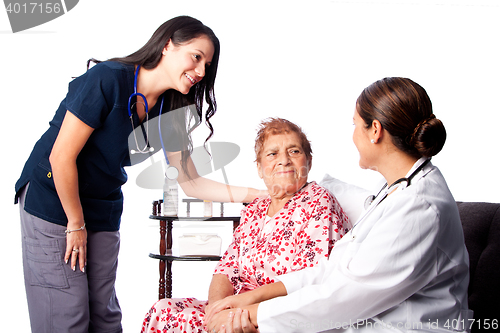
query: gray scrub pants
19 185 122 333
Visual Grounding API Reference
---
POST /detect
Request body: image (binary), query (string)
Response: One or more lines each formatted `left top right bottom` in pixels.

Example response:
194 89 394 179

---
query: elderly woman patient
141 118 351 332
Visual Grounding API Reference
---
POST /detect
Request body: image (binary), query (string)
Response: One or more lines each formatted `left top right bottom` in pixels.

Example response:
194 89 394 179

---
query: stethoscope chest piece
165 165 179 180
364 195 376 210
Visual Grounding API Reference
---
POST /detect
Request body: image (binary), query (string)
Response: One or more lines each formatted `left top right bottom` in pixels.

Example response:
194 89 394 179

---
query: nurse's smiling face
257 132 311 199
160 35 215 94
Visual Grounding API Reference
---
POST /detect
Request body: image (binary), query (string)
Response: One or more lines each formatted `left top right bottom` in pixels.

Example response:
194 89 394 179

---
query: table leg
159 219 166 299
159 259 165 299
158 219 174 299
166 220 173 298
166 261 172 298
167 220 172 249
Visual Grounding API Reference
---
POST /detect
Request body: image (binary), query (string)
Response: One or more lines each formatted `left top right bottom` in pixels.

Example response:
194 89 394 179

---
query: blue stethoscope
128 65 179 179
128 65 153 154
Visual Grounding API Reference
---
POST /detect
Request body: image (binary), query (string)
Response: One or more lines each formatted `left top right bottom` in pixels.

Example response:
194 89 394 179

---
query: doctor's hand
216 308 258 333
64 226 87 272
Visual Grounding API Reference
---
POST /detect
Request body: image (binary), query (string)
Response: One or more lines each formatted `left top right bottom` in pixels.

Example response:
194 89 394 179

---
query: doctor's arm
166 151 266 203
49 111 95 272
255 197 440 332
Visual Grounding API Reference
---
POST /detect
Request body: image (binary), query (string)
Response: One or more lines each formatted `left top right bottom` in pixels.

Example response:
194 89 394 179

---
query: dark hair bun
357 77 448 159
410 115 446 157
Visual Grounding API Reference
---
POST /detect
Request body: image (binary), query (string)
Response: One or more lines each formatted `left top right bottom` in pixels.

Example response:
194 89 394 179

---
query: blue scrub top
15 61 176 231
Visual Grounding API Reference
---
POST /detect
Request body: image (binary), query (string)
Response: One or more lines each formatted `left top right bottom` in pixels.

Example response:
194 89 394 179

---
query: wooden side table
149 200 240 300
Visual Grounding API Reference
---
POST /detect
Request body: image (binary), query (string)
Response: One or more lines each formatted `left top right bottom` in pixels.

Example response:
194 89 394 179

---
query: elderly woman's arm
206 274 234 310
206 208 246 322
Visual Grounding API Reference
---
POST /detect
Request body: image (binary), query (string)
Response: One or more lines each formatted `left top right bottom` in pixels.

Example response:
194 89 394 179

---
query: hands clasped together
204 294 258 333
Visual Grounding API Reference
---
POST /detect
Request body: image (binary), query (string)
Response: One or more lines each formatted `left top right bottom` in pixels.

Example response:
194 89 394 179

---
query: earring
371 139 376 144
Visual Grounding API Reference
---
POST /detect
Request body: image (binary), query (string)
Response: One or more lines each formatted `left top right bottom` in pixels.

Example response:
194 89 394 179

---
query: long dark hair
90 16 220 177
356 77 446 158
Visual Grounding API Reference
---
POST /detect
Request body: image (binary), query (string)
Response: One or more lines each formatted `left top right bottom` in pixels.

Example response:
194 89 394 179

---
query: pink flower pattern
141 182 350 333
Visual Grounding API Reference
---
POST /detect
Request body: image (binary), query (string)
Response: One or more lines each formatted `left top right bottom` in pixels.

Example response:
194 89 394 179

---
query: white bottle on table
163 167 179 216
204 200 213 217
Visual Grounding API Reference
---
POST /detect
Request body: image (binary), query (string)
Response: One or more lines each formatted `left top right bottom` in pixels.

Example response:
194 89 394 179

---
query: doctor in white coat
205 77 472 333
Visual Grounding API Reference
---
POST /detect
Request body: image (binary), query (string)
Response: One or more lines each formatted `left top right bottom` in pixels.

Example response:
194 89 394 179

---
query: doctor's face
353 108 375 170
160 35 215 94
257 132 311 199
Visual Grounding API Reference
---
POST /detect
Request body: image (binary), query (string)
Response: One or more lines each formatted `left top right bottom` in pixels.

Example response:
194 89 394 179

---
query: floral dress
141 182 351 333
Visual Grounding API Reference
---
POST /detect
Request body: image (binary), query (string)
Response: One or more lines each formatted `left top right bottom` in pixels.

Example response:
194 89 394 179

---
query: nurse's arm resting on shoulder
166 150 265 203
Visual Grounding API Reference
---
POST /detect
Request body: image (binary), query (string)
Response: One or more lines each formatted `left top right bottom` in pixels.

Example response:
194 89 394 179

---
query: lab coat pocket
340 241 361 270
23 236 71 289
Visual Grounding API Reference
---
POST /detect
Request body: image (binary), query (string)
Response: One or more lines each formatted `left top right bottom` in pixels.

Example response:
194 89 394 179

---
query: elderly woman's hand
209 308 258 333
205 293 254 326
205 297 233 324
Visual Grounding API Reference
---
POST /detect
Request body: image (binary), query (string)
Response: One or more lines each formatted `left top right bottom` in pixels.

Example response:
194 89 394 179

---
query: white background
1 0 499 332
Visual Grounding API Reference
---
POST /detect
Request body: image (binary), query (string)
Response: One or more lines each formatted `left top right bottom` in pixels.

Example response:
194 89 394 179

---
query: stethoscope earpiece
130 147 154 155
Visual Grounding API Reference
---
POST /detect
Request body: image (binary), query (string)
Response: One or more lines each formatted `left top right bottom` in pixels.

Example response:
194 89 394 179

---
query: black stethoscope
349 158 431 234
128 65 178 179
364 158 431 209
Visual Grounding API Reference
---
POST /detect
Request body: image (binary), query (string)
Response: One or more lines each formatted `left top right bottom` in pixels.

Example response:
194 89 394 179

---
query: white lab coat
258 160 472 332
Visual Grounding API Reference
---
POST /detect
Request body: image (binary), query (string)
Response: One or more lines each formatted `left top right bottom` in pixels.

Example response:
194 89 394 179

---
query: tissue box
178 233 222 257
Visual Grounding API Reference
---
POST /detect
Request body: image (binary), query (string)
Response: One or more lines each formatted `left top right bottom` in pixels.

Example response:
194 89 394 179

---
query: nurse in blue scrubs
15 16 263 333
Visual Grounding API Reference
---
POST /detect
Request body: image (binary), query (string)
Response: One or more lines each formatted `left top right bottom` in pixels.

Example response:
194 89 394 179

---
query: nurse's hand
64 225 87 272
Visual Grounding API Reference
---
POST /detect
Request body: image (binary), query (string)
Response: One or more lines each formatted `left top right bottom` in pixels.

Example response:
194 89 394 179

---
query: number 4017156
6 2 62 14
445 319 498 330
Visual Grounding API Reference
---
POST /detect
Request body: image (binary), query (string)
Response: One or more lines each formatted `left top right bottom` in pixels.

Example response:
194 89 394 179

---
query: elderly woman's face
257 132 311 198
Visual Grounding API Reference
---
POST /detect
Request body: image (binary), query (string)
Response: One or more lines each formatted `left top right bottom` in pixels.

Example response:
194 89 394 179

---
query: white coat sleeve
257 194 440 333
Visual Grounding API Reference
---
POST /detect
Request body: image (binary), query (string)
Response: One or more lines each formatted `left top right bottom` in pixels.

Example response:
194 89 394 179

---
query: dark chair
457 202 500 332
